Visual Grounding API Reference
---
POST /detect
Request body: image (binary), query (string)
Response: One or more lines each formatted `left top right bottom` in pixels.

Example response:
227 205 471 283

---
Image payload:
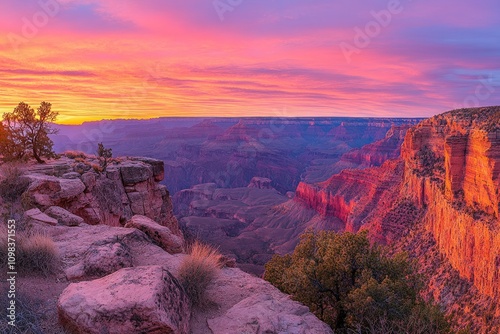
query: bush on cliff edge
264 230 450 333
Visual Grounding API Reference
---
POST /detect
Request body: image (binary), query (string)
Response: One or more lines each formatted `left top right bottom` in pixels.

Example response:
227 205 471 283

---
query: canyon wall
401 107 500 298
294 107 500 298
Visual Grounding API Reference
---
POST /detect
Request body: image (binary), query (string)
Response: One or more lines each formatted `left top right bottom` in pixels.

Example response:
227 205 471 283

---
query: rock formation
10 154 333 333
23 156 180 236
58 266 191 334
401 107 500 298
290 107 500 332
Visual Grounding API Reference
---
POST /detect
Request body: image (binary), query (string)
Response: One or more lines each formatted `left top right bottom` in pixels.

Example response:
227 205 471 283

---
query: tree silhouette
2 102 58 163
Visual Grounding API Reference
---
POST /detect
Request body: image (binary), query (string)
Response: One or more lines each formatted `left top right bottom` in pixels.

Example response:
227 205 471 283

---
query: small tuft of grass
177 241 223 307
0 164 29 203
0 226 59 277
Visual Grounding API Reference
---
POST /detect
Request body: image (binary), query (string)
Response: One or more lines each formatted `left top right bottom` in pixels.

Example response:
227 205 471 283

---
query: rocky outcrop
401 107 500 298
45 206 84 226
248 177 273 189
58 266 190 334
207 293 333 334
65 240 133 280
124 215 184 254
340 125 410 167
293 107 500 331
23 208 58 226
23 156 181 237
295 160 403 235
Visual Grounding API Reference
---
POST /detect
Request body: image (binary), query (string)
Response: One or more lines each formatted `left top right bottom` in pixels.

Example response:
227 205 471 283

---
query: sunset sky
1 0 499 124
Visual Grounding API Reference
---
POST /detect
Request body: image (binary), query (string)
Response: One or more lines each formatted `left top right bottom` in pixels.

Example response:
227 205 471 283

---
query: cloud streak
0 0 499 123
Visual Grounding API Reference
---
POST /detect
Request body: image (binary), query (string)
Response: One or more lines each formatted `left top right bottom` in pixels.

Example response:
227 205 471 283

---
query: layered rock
401 107 500 298
295 160 403 235
340 125 410 167
23 156 181 237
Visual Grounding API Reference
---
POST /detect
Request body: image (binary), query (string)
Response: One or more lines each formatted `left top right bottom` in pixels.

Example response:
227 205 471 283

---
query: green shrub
264 231 450 333
177 241 223 307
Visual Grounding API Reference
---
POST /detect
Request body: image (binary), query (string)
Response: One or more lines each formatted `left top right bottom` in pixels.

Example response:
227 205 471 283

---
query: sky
0 0 499 124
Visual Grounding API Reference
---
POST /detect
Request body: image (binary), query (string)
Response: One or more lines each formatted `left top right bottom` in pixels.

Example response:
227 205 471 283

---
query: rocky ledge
13 154 332 333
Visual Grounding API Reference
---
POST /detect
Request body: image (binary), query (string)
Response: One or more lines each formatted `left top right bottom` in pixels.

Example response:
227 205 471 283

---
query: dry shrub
0 226 59 276
177 241 223 307
0 292 45 334
0 164 29 203
18 232 59 276
64 150 87 159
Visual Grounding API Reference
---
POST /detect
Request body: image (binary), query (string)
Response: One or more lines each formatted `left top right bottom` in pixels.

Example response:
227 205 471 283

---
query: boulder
119 163 153 185
207 293 333 334
81 172 96 192
58 266 190 334
65 240 133 280
23 208 58 226
124 215 183 254
132 157 165 182
26 174 85 207
45 206 84 226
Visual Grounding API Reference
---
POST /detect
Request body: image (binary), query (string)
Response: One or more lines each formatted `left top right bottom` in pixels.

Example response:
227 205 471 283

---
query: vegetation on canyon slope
264 230 450 333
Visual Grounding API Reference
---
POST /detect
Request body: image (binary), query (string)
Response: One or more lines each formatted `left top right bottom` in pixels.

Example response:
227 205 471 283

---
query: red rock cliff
401 107 500 297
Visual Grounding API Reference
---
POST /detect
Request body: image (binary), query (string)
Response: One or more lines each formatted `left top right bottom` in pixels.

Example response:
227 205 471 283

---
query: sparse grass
0 292 45 334
0 163 29 203
0 226 59 276
177 241 223 307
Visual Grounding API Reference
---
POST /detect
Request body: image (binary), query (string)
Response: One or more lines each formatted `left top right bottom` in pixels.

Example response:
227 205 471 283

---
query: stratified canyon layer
295 107 500 332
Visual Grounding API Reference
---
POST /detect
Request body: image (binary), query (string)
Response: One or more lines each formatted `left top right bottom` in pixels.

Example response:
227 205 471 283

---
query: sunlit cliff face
1 0 499 124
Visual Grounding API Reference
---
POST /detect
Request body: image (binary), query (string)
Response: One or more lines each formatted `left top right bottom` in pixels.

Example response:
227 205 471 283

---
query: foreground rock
125 215 184 254
190 266 333 334
208 293 333 334
58 266 190 334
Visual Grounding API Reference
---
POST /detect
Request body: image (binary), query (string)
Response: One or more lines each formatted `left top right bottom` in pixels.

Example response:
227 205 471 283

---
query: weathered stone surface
125 215 183 254
26 174 86 207
45 206 84 226
120 162 153 185
58 266 190 334
23 208 58 226
80 172 96 192
132 157 165 182
62 172 81 179
208 293 333 334
65 240 133 280
24 157 183 239
401 107 500 298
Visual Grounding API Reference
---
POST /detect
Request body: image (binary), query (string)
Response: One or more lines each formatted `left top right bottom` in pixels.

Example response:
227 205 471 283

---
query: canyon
172 107 500 332
2 108 498 332
52 117 419 194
